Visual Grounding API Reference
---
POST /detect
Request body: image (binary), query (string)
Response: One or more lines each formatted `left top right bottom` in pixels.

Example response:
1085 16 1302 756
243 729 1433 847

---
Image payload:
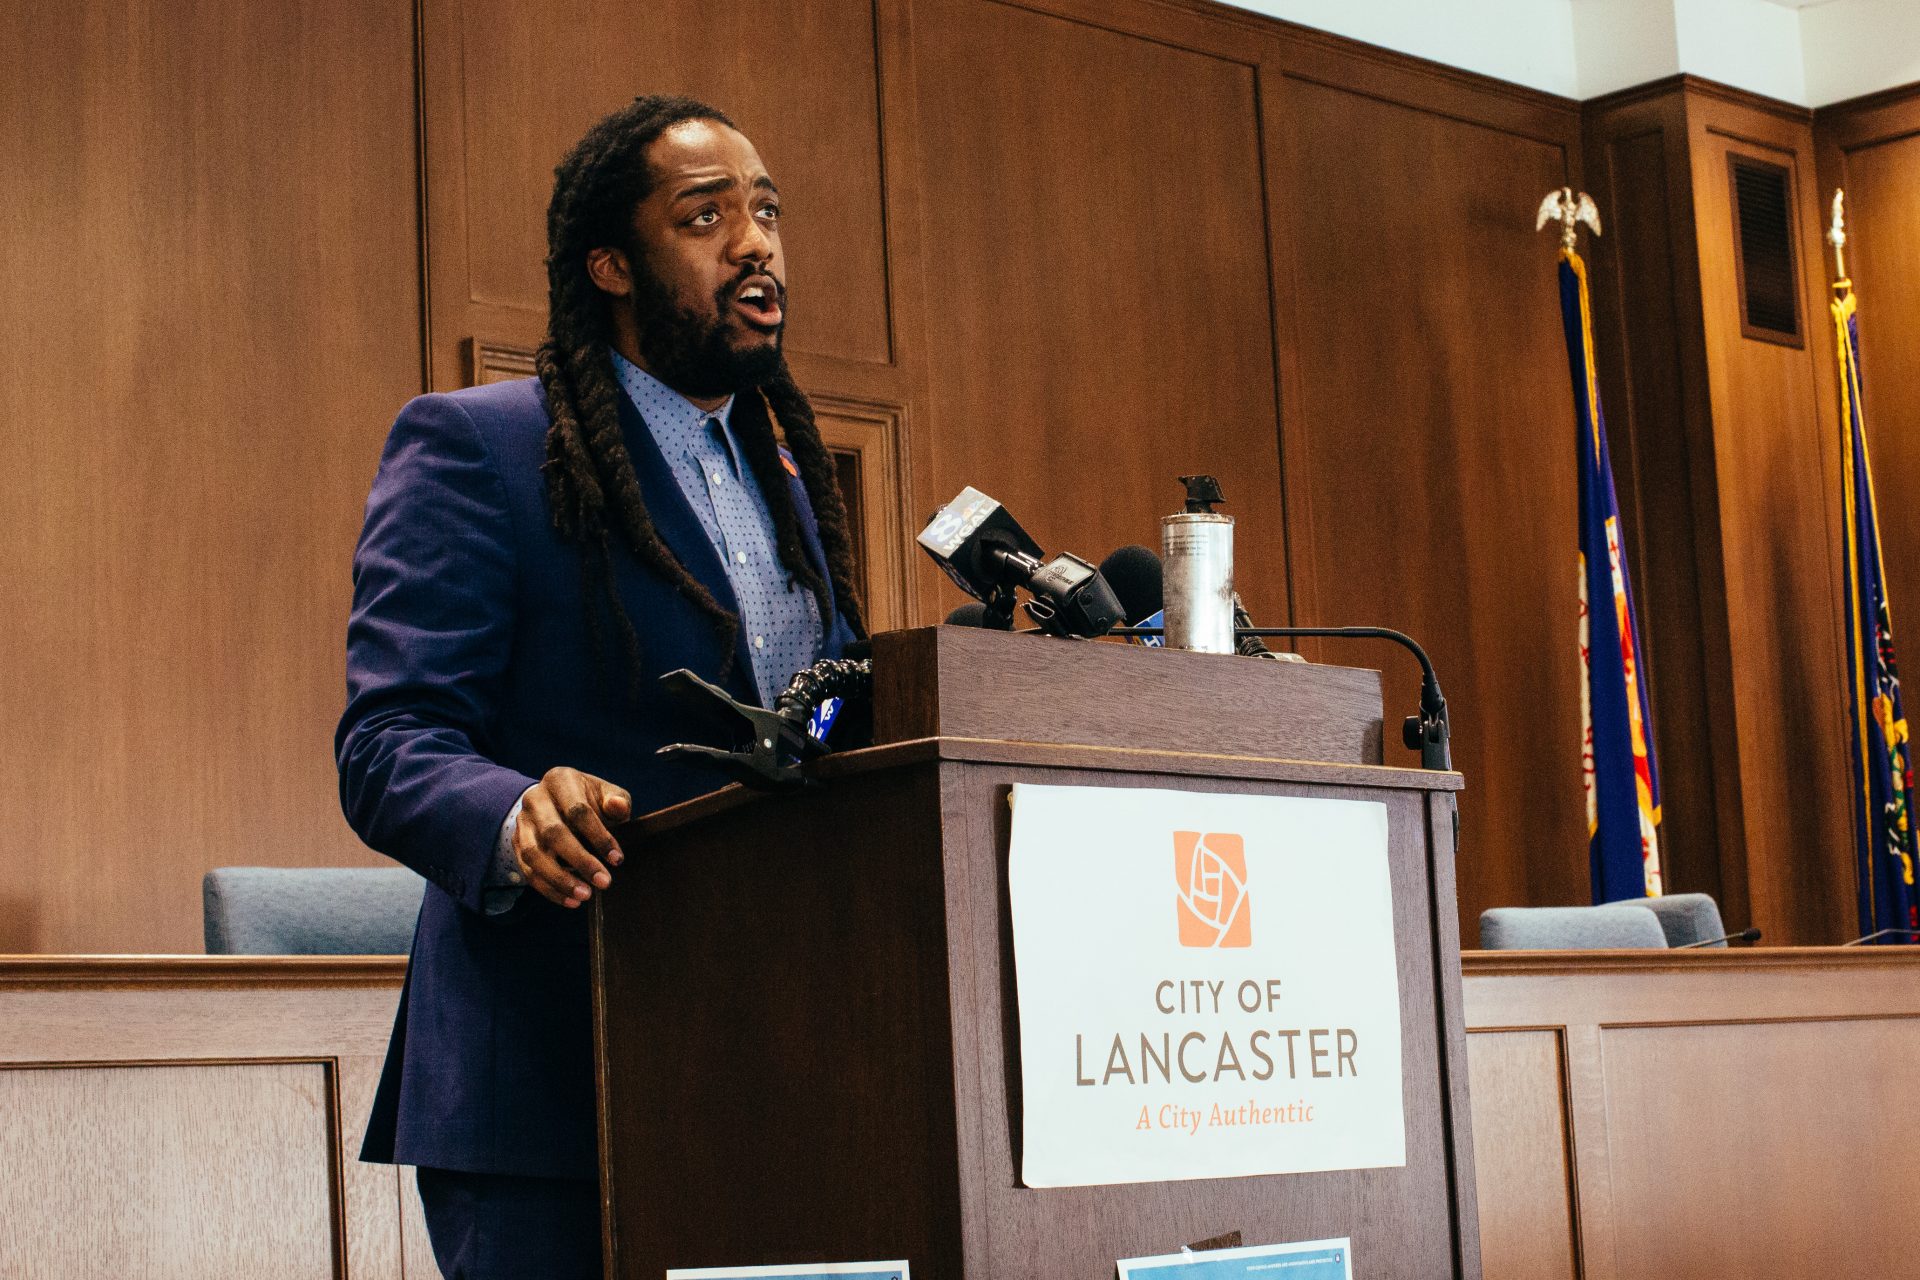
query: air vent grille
1728 156 1800 344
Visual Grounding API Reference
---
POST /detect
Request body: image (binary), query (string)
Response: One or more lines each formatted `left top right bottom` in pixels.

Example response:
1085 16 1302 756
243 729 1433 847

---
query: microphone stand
1676 927 1763 949
1840 927 1920 947
1112 625 1452 772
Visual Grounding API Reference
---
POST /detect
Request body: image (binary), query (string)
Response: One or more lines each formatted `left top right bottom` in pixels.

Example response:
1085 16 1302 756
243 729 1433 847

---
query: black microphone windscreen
1099 544 1164 625
945 602 992 628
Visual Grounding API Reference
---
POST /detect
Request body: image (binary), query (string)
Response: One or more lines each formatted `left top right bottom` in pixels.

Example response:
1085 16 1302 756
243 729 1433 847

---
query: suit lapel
616 393 761 699
782 458 840 643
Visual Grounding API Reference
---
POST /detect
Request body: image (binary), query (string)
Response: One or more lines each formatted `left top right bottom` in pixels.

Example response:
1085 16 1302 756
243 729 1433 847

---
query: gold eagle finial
1536 187 1601 251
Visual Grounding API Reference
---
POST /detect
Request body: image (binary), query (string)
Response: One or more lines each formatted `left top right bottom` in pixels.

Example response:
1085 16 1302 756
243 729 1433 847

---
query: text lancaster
1073 1027 1362 1087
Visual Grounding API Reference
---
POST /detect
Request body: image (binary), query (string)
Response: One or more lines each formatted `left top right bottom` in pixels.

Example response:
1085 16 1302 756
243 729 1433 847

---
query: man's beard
628 262 785 399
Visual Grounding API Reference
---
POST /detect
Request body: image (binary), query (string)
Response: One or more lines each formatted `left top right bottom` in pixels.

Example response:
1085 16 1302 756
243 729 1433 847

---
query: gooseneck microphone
1226 625 1451 771
1102 548 1453 771
1677 927 1763 949
919 487 1124 638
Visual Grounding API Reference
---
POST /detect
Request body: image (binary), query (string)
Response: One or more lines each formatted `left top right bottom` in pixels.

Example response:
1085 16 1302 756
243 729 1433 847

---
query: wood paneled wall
1262 47 1587 924
0 0 422 954
6 0 1591 953
17 0 1897 954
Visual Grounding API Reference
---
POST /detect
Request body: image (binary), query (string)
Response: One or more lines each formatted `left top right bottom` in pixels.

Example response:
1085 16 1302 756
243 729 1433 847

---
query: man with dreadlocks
336 96 865 1278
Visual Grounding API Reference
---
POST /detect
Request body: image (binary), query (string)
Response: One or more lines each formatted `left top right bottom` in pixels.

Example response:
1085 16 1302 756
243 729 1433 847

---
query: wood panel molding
1586 72 1814 125
807 392 916 632
0 955 408 987
1032 0 1581 117
468 336 538 385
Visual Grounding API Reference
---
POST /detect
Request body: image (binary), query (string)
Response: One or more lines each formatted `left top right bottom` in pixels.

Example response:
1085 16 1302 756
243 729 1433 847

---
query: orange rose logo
1175 830 1252 948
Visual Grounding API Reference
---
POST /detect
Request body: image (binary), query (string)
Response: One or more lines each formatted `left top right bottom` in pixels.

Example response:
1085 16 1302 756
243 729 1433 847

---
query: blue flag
1833 287 1918 941
1557 250 1663 903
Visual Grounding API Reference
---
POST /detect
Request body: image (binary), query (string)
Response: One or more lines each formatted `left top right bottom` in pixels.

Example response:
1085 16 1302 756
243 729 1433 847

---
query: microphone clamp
655 657 875 791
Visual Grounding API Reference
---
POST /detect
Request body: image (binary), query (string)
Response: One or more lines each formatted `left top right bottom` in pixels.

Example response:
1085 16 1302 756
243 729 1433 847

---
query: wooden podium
593 626 1478 1279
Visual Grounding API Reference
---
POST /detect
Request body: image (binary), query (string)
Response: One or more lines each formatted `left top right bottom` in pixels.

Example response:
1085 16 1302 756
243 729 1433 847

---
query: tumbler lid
1178 474 1226 514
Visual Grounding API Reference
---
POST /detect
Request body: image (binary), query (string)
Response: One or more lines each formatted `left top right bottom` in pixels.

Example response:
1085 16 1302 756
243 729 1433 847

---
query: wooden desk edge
0 954 409 987
629 735 1464 837
1461 945 1920 976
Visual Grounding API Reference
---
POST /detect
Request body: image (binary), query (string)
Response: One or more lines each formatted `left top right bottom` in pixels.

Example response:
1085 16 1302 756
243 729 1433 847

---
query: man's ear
586 246 634 298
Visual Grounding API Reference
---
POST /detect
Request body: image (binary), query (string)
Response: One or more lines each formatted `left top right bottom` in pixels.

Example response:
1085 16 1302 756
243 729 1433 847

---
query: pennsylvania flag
1832 285 1918 940
1556 248 1663 902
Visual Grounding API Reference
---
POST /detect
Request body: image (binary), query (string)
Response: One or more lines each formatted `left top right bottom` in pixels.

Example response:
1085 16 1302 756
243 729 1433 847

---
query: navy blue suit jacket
337 376 856 1179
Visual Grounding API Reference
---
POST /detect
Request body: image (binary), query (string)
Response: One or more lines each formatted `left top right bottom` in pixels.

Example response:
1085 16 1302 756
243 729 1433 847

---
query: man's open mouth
730 275 783 328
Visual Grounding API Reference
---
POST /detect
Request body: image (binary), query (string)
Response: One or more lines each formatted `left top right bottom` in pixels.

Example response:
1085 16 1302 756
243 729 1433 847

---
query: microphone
1840 927 1920 946
918 487 1123 638
1098 545 1165 647
1676 927 1762 949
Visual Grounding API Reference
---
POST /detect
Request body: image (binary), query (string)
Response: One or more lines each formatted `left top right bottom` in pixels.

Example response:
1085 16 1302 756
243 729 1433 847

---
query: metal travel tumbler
1161 475 1235 654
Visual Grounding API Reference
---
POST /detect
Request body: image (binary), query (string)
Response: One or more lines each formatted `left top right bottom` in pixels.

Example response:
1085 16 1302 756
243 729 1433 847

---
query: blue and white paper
806 695 843 742
1117 1237 1351 1280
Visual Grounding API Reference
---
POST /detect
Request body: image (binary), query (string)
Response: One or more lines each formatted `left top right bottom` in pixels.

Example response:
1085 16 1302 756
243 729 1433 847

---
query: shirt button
754 635 766 650
508 871 523 885
735 551 747 564
710 472 725 485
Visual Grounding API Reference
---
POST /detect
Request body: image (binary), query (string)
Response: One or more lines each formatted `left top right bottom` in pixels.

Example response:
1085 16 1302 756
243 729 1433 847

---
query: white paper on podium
1007 784 1406 1188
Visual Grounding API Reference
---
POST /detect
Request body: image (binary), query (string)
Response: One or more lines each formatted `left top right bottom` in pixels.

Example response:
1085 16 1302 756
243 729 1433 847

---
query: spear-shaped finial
1828 188 1849 284
1536 187 1601 251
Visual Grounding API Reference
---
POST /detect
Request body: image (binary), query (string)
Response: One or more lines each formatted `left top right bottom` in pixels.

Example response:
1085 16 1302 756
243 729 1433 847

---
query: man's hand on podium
512 767 633 908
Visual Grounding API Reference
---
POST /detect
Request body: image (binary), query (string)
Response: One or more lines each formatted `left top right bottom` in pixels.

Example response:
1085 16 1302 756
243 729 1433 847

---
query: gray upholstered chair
202 866 424 955
1477 904 1669 950
1639 892 1727 948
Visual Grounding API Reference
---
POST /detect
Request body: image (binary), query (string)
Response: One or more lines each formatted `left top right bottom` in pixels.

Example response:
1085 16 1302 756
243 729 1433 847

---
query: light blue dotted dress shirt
484 353 825 911
609 350 823 704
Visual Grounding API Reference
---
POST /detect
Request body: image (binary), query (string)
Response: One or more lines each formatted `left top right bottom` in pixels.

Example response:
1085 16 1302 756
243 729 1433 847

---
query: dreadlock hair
535 95 866 696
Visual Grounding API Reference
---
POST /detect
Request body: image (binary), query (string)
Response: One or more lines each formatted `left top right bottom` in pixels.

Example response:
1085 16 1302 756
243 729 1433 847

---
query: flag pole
1827 187 1920 940
1828 188 1849 291
1538 187 1664 903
